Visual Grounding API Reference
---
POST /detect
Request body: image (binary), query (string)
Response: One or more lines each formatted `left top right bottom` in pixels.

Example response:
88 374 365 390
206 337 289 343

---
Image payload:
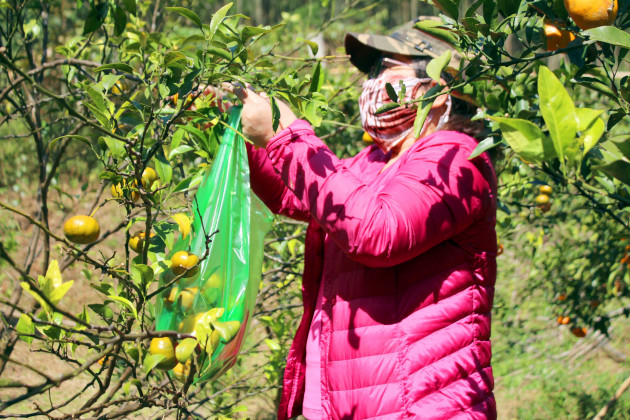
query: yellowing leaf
45 260 63 288
171 213 191 239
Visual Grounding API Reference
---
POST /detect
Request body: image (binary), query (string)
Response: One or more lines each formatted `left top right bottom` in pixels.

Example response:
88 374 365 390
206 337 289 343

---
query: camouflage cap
344 16 461 75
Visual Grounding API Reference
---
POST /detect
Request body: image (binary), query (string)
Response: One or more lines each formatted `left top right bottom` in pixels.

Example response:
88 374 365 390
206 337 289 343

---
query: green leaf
102 137 126 159
168 145 194 159
431 0 459 19
469 137 503 160
122 0 136 15
413 20 458 46
154 149 173 184
16 314 34 344
49 280 74 306
297 37 319 55
108 295 138 319
264 338 281 351
175 338 198 363
426 50 452 82
492 116 555 163
584 26 630 49
385 82 398 103
593 160 630 186
143 353 166 374
113 5 126 36
575 109 605 157
209 3 232 43
538 66 577 171
49 135 92 151
241 26 270 42
165 7 202 29
131 264 154 287
88 302 114 320
375 102 399 115
413 85 442 139
207 46 232 61
164 51 188 69
270 96 280 132
93 63 134 74
83 2 109 35
309 62 324 94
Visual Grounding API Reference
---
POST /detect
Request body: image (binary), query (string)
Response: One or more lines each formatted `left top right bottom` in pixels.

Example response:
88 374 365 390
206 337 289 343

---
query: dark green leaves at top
585 26 630 49
83 2 109 35
165 7 202 29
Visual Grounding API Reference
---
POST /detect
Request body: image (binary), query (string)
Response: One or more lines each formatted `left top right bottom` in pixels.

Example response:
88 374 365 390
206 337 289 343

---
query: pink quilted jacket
247 119 497 419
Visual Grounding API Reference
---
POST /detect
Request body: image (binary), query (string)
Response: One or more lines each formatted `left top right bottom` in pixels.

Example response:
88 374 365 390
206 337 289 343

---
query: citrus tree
1 0 630 418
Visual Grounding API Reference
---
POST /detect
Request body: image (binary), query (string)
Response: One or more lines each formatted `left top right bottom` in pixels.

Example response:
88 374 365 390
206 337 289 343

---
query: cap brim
344 32 433 74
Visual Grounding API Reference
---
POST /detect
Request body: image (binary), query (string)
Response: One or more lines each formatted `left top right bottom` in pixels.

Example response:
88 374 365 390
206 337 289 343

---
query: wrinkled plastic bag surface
155 106 273 382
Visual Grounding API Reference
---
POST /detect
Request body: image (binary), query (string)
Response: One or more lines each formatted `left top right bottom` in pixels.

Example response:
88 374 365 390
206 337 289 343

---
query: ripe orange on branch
149 337 178 370
63 215 100 244
544 21 576 51
564 0 618 30
171 251 200 278
129 231 155 253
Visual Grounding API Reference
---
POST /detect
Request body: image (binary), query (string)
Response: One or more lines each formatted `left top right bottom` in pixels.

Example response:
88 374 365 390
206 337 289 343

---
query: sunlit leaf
171 213 191 239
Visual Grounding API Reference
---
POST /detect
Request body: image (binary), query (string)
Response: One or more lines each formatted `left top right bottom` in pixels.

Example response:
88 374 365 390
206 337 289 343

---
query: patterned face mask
359 73 451 153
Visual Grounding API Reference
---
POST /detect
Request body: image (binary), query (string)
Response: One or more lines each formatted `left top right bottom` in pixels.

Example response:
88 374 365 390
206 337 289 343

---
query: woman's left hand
222 83 297 148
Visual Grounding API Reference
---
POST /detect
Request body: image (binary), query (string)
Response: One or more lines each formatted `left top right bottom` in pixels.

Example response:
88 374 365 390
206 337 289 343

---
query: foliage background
0 0 630 419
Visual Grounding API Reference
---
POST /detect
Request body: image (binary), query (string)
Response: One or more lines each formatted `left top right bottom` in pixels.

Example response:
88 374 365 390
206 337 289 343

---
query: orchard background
1 0 630 418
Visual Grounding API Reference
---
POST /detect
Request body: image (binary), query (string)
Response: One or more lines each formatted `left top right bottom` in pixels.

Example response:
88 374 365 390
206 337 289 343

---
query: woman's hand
222 83 297 148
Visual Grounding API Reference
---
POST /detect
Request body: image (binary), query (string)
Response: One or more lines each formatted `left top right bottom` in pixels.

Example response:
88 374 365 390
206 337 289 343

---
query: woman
226 17 497 420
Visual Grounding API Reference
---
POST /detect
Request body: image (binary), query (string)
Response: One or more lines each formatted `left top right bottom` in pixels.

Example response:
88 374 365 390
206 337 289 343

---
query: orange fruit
141 167 158 188
564 0 618 30
111 180 141 202
539 185 553 195
172 360 192 382
497 243 504 256
544 21 576 51
362 132 373 143
557 293 567 301
129 231 155 253
571 326 587 337
171 251 199 278
535 194 550 205
149 337 178 370
63 215 100 244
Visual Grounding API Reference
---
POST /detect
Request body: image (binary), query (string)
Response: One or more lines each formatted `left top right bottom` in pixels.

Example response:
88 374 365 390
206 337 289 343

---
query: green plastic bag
155 106 273 383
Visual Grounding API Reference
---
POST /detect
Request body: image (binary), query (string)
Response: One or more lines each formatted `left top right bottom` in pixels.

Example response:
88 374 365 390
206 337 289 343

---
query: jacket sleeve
265 119 493 268
246 142 309 221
